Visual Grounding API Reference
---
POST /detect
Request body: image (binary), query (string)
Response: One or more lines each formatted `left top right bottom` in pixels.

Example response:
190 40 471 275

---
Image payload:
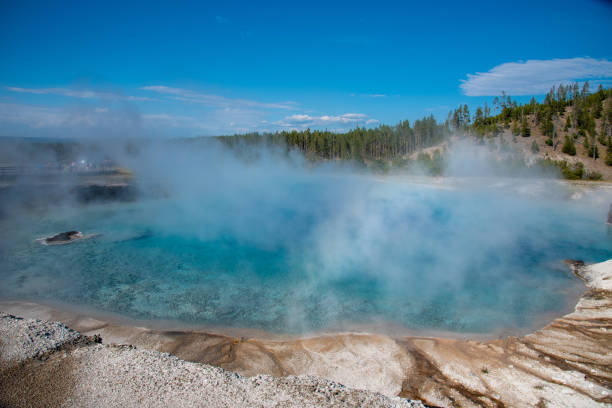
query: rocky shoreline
1 259 611 407
0 312 424 408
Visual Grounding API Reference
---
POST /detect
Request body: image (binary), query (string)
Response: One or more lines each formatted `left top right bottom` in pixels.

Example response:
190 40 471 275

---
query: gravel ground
0 312 425 408
0 312 80 367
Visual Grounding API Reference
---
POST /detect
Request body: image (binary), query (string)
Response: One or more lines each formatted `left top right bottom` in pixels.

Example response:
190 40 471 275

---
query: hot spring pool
1 177 611 335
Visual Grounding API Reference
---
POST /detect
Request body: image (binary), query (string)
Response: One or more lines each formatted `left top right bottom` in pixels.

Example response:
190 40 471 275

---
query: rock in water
45 231 81 244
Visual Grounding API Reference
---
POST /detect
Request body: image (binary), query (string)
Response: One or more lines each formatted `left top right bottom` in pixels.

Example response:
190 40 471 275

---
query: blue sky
1 0 611 138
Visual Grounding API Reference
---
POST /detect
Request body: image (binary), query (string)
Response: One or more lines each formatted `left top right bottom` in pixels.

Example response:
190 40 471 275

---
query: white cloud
0 102 96 128
0 101 149 137
141 113 207 129
337 113 367 120
1 85 378 136
350 93 388 98
5 86 155 101
283 114 313 124
140 85 296 110
0 102 196 133
0 100 273 136
0 101 379 137
276 112 377 128
460 57 612 96
143 106 275 135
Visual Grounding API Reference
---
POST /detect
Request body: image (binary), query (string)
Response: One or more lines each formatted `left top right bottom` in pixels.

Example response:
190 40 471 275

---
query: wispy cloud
0 101 379 136
0 102 82 128
142 113 207 129
215 15 228 24
0 102 214 136
275 112 378 128
0 102 141 130
5 86 155 101
140 85 296 110
350 93 388 98
460 57 612 96
2 85 378 135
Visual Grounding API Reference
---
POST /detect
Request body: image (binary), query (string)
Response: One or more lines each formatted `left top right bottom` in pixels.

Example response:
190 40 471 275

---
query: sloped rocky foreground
1 259 611 407
0 314 424 407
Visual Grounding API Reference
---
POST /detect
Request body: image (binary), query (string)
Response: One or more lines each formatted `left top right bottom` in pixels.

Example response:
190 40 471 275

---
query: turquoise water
1 177 611 334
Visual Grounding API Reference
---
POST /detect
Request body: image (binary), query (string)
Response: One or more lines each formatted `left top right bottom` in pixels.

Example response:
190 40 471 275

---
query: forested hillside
216 83 612 180
465 83 612 180
217 115 449 163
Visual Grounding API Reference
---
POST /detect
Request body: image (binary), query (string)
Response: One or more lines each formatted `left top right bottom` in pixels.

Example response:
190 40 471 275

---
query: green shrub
369 159 390 174
586 144 599 159
562 136 576 156
520 117 531 137
559 161 584 180
415 150 445 176
586 171 602 180
598 135 608 146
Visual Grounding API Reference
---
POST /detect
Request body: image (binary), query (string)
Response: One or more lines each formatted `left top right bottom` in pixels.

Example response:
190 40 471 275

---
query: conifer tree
594 99 603 119
562 135 576 155
521 116 530 137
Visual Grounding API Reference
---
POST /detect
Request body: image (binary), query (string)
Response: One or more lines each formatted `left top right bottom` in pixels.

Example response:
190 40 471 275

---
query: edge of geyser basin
2 259 612 407
0 267 585 343
0 313 426 408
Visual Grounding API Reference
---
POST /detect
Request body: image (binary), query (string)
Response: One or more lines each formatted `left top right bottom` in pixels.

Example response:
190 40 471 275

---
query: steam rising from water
1 139 611 334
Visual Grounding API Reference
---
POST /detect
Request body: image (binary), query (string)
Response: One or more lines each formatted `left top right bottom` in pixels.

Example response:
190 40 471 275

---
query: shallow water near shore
1 176 611 336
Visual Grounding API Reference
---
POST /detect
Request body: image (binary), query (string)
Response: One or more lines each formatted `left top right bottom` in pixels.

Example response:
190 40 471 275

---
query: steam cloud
0 137 611 335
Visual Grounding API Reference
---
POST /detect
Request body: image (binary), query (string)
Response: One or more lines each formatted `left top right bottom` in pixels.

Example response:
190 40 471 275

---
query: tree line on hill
215 82 611 178
217 115 449 163
466 82 612 164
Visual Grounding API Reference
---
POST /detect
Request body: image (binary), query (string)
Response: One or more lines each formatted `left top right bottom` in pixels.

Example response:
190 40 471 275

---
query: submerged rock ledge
1 259 611 407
